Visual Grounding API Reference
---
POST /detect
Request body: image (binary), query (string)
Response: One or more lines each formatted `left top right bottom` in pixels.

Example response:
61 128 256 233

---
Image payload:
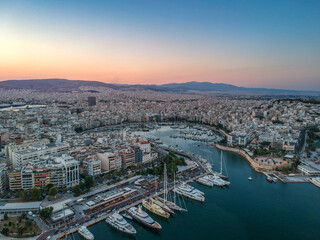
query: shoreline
214 144 278 173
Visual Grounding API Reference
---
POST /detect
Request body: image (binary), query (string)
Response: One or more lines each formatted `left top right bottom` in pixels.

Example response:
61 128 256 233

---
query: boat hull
105 218 136 235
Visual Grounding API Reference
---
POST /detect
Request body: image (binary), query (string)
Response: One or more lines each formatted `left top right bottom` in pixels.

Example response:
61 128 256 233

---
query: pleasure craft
197 175 214 187
128 206 162 230
106 211 136 235
142 199 170 218
78 226 94 240
173 182 205 202
208 174 230 186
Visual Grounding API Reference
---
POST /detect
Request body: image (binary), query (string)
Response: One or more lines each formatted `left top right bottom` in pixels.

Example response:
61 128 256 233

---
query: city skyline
1 0 320 90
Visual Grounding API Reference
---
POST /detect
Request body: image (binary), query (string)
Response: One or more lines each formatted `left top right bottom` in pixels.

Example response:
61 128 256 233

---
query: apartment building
97 152 122 172
12 142 69 167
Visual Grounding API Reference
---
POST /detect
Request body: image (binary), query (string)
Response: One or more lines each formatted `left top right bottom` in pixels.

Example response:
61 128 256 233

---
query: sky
0 0 319 90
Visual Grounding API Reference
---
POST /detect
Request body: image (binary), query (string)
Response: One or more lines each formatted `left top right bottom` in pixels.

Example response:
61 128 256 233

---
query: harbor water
74 127 320 240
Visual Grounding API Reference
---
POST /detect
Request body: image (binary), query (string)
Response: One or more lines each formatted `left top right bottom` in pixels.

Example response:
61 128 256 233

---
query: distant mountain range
0 78 318 95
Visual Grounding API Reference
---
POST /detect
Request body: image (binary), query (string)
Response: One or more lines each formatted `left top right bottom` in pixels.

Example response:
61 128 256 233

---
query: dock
54 171 207 240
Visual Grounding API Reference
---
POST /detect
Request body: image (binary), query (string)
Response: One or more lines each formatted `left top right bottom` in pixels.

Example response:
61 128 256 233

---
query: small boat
106 211 136 235
272 177 278 183
78 226 94 240
248 176 253 181
266 176 273 183
128 206 162 230
142 199 170 218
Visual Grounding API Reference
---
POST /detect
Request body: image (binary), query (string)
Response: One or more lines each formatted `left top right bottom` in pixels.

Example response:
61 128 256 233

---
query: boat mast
173 171 176 205
220 150 223 175
164 163 167 203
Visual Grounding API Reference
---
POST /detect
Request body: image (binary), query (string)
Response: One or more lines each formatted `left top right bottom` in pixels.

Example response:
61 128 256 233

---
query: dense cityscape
1 0 320 240
0 86 319 239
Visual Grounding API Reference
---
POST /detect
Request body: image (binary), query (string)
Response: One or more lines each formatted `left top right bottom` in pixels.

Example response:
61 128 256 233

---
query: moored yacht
128 206 162 230
106 211 137 235
197 175 214 187
78 226 94 240
156 196 185 211
142 199 170 218
150 198 174 214
173 182 205 202
208 174 230 186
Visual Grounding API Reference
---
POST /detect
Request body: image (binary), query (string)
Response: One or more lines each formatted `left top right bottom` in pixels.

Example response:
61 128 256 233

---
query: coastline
214 144 278 173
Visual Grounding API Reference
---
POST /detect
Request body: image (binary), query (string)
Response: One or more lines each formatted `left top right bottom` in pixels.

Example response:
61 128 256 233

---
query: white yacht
128 206 162 230
208 174 230 186
173 182 205 202
78 226 94 240
106 211 137 235
197 175 214 187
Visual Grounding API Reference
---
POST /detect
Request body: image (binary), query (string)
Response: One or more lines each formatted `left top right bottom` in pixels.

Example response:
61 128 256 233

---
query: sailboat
213 150 229 180
156 165 187 212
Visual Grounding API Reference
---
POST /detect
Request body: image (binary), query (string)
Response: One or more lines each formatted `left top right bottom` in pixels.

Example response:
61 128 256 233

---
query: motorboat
142 199 170 218
78 226 94 240
128 206 162 229
106 211 136 235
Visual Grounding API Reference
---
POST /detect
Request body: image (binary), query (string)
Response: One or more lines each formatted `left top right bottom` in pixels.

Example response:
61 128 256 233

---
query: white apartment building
83 157 101 177
137 141 151 153
5 139 50 163
12 142 69 167
53 155 80 187
21 165 34 190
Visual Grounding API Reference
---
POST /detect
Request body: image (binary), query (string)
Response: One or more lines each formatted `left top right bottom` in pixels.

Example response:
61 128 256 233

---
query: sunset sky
0 0 319 90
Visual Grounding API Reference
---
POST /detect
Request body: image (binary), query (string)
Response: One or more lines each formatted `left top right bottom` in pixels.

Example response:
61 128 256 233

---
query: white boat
248 176 253 181
106 211 137 235
78 226 94 240
197 175 214 187
128 206 162 230
209 174 230 186
173 182 205 202
213 150 229 180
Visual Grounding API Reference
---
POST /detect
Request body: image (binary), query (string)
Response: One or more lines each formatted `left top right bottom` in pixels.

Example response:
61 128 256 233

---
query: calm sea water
74 127 320 240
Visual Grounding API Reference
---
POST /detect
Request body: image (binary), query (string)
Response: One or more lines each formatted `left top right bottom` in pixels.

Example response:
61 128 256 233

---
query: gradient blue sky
0 0 319 90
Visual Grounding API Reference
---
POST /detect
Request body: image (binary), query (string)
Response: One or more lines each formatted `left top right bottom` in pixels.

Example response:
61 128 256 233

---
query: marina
62 126 320 240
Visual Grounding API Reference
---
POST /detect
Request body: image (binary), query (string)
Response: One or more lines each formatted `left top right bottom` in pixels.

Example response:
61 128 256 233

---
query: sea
74 126 320 240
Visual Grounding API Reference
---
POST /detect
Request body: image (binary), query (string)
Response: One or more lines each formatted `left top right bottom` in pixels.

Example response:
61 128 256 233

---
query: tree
25 220 32 228
21 190 29 201
84 176 94 190
79 181 86 191
1 228 9 236
39 207 53 219
31 188 41 201
48 187 58 198
4 212 8 220
17 226 25 236
73 185 82 197
18 213 26 222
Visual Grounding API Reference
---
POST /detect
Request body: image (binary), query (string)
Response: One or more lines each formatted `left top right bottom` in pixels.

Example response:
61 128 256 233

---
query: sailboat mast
164 163 167 203
173 171 176 205
220 150 223 175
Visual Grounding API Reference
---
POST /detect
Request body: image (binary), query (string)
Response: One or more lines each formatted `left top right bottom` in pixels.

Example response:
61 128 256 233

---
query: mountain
0 78 115 91
0 79 318 94
159 81 308 93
